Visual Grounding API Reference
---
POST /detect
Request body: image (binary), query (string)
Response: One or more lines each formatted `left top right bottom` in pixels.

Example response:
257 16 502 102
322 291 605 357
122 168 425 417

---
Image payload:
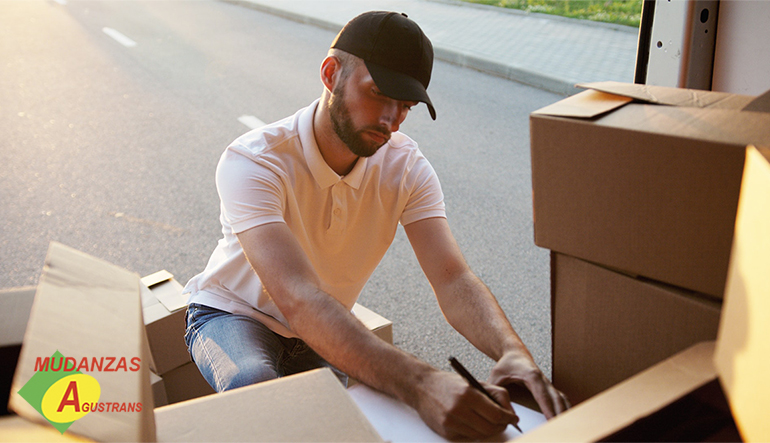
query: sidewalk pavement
227 0 640 96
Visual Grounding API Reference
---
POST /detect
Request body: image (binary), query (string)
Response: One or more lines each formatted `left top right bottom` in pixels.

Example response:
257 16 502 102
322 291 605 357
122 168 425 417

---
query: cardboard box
530 81 770 298
155 368 381 442
7 242 384 442
551 252 722 404
0 286 35 416
140 271 189 375
8 243 155 442
518 146 770 442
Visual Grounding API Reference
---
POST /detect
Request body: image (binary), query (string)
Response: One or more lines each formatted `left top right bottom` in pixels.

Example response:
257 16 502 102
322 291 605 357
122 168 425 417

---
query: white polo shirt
184 100 446 337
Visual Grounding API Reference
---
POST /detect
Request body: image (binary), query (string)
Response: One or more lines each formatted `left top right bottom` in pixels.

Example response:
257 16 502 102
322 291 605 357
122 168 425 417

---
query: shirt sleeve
215 147 286 234
400 152 446 226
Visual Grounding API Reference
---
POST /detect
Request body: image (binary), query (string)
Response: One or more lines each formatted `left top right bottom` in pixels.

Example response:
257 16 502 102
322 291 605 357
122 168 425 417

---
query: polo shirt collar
300 100 367 190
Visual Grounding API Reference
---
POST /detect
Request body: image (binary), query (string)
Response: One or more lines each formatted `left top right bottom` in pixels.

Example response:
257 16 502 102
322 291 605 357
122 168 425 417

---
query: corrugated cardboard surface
517 146 769 442
552 253 722 404
531 87 770 297
714 146 770 442
154 368 383 442
8 242 155 442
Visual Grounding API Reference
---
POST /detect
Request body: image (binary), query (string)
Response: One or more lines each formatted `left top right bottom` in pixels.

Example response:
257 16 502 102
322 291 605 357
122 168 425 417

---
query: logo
17 350 143 434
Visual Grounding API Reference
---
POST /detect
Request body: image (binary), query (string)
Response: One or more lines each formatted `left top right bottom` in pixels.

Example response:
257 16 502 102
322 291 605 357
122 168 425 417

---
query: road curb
223 0 580 96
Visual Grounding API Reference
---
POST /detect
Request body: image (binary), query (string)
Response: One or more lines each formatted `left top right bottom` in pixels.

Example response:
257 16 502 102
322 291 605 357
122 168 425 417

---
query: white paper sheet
348 384 547 442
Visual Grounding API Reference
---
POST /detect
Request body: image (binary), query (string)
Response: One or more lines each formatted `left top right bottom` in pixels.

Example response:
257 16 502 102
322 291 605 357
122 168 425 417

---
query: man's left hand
487 351 570 419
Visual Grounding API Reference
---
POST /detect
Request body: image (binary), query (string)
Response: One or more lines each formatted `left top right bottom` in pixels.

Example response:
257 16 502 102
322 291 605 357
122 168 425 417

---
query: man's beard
328 83 390 158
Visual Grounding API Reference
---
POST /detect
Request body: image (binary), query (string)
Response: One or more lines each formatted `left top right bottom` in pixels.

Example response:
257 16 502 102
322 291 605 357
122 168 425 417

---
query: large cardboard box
519 145 770 442
7 242 384 442
551 252 722 404
8 243 155 441
530 81 770 298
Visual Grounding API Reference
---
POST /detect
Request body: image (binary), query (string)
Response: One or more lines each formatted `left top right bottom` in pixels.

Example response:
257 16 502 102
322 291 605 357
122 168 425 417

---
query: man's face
328 63 417 158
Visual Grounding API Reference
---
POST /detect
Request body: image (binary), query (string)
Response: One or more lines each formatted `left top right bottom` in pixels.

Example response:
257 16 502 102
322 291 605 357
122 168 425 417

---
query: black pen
449 356 523 433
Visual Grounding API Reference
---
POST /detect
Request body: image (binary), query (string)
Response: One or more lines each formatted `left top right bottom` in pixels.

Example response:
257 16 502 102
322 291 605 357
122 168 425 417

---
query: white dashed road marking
238 115 267 130
103 27 137 47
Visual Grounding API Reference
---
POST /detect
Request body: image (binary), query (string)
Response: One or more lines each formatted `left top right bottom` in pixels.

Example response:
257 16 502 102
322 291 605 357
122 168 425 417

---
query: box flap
141 270 174 289
154 368 382 442
147 280 186 313
531 89 632 118
714 145 770 442
140 271 186 313
743 89 770 113
9 242 155 442
577 81 755 109
517 342 717 442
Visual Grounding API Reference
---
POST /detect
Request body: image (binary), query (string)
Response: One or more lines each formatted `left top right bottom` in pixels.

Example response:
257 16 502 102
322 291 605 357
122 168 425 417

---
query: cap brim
364 60 436 120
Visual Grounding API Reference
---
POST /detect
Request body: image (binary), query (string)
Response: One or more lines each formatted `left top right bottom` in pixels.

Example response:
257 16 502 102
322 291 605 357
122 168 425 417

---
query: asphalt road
2 0 562 380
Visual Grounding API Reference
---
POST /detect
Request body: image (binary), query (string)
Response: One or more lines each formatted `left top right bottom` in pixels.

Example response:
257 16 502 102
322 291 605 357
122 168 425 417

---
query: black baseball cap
331 11 436 120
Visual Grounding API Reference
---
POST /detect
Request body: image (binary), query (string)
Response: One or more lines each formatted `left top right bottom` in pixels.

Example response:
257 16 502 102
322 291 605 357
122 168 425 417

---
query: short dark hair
328 48 362 84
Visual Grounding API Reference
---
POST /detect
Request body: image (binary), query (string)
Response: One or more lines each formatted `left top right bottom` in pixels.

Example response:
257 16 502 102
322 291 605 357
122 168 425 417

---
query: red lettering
64 357 77 371
130 357 141 371
136 402 143 412
77 357 90 372
115 357 127 371
90 357 103 372
119 403 127 412
50 357 63 372
104 357 116 371
34 357 50 372
57 381 80 413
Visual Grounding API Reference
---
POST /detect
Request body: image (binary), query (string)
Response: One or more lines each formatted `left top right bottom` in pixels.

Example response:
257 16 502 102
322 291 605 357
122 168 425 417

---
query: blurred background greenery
460 0 643 27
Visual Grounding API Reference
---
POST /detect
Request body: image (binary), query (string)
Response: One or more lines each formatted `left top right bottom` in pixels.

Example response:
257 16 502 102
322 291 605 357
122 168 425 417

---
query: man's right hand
412 370 519 441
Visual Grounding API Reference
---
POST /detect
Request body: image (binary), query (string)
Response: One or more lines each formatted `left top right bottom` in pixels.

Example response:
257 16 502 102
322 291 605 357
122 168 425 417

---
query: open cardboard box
519 146 770 442
530 81 770 298
5 242 383 442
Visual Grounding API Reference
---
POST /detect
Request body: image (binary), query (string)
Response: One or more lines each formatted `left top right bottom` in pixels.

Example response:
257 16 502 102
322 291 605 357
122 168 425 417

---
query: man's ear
320 55 341 93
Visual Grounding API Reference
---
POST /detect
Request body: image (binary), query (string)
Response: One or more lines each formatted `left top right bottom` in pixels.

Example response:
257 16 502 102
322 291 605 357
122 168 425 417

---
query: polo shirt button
333 208 341 215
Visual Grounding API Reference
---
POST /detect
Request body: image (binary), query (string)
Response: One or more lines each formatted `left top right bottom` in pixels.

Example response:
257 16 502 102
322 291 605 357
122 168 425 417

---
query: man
183 11 568 440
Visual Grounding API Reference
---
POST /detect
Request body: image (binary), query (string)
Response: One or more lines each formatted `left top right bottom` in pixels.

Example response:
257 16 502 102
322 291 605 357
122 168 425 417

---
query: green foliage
462 0 643 28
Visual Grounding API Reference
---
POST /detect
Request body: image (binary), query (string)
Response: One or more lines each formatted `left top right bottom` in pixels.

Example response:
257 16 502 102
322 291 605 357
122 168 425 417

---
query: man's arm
404 217 569 418
237 222 517 440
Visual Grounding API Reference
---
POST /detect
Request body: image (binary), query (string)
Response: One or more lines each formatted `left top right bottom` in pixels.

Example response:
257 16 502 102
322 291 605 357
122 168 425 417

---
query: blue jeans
184 303 347 392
